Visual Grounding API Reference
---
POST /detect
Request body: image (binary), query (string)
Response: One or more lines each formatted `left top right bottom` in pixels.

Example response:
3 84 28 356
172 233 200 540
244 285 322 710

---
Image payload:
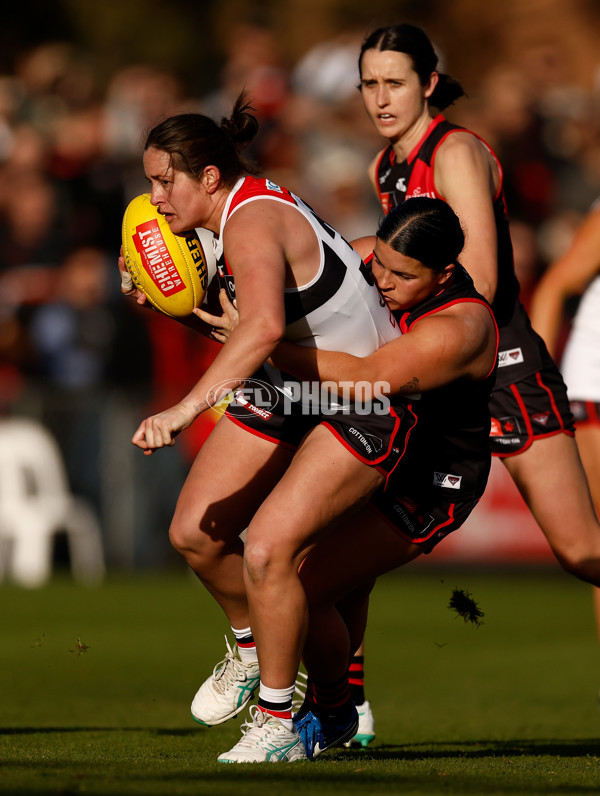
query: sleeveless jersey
213 175 400 407
374 114 551 389
393 264 498 498
214 176 398 353
561 273 600 400
560 197 600 400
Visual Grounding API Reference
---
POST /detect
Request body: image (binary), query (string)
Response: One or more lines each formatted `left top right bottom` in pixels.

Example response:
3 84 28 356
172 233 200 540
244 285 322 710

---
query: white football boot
191 636 260 726
218 705 307 763
344 700 376 747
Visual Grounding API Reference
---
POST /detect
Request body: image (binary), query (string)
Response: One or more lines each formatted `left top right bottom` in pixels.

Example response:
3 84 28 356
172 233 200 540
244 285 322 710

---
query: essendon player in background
347 21 600 745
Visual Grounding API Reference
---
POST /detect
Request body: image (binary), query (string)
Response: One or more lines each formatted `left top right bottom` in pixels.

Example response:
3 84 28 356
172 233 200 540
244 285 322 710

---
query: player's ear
202 165 222 194
438 262 455 287
424 71 439 99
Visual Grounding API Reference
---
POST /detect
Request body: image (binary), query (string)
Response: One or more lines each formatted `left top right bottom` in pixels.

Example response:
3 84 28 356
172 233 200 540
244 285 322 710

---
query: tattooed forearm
399 377 421 394
204 379 245 410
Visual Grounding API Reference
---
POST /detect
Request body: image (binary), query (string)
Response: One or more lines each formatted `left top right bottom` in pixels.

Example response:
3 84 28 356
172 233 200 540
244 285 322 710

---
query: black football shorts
488 364 575 457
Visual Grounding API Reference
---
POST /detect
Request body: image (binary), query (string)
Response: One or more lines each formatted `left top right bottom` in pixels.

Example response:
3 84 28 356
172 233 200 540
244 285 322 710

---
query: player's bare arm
272 303 497 398
350 235 376 261
131 205 288 453
434 133 500 303
530 205 600 355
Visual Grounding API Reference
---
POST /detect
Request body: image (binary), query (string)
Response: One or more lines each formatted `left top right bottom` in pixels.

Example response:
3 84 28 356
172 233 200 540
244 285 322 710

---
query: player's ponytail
221 90 260 150
429 72 465 111
145 90 259 187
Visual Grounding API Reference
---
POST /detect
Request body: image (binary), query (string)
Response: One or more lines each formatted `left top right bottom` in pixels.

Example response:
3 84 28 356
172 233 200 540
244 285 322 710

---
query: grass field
1 565 599 795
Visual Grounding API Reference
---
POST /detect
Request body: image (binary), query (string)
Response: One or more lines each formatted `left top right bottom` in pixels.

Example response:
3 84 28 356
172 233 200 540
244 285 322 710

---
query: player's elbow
239 314 284 352
238 318 285 359
257 317 285 350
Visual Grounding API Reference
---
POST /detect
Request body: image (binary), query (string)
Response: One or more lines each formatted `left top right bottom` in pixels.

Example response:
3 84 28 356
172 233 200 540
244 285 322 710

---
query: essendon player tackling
199 196 498 758
347 21 600 743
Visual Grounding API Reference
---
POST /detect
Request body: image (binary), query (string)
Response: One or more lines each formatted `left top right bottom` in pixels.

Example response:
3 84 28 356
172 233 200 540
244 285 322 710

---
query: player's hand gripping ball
121 193 212 317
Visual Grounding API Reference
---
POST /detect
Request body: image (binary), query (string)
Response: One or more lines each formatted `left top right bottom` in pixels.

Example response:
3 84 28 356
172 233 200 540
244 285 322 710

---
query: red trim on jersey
407 114 446 164
228 176 297 216
374 148 390 212
404 297 490 331
422 116 505 204
461 130 505 204
401 296 499 380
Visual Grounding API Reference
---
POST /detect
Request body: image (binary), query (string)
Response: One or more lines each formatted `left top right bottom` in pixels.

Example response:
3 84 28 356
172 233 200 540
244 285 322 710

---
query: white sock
258 683 296 731
231 626 258 664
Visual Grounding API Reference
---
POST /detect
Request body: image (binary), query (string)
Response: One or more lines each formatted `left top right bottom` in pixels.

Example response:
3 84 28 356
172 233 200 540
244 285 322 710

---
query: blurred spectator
292 30 363 106
0 169 66 271
104 64 194 201
29 246 117 389
25 247 150 520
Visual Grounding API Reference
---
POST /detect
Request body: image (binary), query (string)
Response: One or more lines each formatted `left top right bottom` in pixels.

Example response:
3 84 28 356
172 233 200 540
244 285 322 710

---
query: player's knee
554 543 600 586
243 536 293 586
243 540 271 585
168 516 220 571
169 515 194 554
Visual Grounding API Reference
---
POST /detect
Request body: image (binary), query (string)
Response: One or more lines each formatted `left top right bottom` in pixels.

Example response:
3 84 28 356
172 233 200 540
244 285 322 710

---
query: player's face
359 49 437 143
143 146 208 234
372 239 452 311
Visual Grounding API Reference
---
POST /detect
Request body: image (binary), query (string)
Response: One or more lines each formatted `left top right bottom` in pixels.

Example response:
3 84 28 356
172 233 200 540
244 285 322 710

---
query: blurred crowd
1 23 600 570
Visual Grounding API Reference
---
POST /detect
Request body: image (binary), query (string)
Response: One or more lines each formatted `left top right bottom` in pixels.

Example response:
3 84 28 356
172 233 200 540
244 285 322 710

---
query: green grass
1 566 599 795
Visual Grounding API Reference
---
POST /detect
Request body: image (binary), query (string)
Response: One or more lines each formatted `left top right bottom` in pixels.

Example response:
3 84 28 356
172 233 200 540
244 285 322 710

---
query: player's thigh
503 432 600 553
299 503 423 607
173 416 294 542
573 425 600 513
244 424 385 565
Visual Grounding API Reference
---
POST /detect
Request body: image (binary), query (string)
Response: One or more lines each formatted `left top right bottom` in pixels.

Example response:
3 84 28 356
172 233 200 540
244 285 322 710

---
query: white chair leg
8 511 55 588
64 498 106 585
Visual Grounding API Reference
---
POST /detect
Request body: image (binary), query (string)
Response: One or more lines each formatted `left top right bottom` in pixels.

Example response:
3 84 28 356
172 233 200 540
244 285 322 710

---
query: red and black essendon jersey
394 264 498 498
375 114 519 331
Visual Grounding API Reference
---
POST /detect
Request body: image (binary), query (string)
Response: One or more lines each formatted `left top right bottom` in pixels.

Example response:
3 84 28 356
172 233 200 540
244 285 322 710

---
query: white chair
0 416 105 587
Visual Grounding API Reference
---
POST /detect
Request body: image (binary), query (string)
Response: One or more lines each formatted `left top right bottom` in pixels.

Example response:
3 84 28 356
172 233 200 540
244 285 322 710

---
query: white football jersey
561 273 600 400
213 177 400 408
214 176 399 353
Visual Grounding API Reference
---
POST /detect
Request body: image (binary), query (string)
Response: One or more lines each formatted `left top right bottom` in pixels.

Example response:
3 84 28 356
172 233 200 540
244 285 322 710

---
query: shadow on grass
0 727 197 736
1 727 598 757
357 738 600 759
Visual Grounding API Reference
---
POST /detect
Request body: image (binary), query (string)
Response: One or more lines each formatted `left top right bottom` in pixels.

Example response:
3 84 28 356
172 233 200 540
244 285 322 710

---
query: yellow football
121 193 214 317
